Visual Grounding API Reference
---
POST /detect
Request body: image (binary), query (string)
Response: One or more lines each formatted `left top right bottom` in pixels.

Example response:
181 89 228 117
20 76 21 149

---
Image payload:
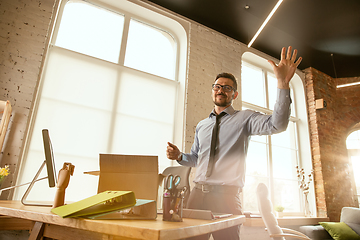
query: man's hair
215 72 238 91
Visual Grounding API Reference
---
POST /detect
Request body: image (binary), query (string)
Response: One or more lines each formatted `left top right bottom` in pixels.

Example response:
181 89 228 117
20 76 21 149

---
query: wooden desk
0 201 245 240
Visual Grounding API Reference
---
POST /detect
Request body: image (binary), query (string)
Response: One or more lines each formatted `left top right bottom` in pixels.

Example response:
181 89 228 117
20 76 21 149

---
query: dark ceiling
147 0 360 78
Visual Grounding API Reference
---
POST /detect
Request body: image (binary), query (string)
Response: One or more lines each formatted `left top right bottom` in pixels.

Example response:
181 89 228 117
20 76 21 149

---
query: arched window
241 52 313 216
15 0 187 202
346 130 360 205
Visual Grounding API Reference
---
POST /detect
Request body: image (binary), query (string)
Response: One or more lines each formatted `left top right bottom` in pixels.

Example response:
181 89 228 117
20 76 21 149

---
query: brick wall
0 0 56 199
305 67 360 221
185 24 243 153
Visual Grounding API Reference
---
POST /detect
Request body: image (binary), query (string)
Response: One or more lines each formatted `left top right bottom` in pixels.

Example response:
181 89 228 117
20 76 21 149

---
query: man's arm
166 142 182 161
166 127 200 167
246 88 291 135
246 46 302 136
245 46 302 135
166 141 199 167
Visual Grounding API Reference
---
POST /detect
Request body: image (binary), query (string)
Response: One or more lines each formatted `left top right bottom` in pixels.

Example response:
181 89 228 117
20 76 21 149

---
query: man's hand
166 142 181 161
268 46 302 89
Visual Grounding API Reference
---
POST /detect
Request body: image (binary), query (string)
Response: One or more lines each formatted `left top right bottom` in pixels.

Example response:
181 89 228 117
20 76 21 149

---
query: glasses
212 84 235 92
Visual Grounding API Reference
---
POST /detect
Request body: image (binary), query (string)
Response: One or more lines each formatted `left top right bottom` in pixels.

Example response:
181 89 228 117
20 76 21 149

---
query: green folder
51 191 136 218
86 199 157 220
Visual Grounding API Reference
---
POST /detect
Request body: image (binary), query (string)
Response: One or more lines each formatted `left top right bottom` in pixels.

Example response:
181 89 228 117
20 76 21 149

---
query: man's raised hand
268 46 302 89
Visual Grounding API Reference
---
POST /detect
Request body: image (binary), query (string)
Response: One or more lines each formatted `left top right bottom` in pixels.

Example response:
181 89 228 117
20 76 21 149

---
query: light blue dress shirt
179 88 292 188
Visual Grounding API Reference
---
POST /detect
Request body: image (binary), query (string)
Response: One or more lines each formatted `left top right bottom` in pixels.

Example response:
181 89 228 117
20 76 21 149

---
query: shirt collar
209 105 235 118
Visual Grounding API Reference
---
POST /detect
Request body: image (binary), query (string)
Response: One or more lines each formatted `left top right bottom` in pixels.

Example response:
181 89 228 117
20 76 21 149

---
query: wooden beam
0 216 33 230
29 222 45 240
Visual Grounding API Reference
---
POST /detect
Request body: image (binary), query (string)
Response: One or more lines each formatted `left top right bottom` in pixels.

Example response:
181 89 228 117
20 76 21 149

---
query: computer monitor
42 129 57 188
20 129 58 206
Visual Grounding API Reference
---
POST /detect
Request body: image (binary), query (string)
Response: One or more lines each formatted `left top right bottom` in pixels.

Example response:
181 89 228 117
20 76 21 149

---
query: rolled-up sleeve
178 126 200 167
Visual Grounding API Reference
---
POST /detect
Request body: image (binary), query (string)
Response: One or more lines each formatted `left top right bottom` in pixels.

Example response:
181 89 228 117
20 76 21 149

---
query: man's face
212 77 238 107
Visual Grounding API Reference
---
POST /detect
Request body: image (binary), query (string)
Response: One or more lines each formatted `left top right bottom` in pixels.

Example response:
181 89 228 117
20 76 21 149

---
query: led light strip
337 82 360 88
248 0 284 48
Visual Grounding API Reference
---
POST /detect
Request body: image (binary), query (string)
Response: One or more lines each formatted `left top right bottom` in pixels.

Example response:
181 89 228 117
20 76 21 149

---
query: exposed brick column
304 67 328 218
304 67 358 221
0 0 58 200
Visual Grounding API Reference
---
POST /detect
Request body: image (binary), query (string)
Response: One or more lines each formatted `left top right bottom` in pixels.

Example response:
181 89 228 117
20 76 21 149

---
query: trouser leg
185 188 242 240
185 188 211 240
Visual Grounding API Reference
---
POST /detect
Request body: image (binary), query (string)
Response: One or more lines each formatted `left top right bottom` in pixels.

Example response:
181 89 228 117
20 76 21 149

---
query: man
166 46 302 240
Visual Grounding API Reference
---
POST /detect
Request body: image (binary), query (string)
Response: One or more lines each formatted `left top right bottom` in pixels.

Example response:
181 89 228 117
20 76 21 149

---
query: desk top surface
0 200 245 240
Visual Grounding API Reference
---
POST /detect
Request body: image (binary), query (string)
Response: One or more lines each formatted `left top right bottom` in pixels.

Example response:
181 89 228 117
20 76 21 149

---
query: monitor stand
21 160 54 207
0 160 53 207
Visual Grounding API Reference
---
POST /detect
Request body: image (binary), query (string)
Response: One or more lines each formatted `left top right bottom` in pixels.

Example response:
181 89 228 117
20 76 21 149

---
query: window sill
243 216 330 227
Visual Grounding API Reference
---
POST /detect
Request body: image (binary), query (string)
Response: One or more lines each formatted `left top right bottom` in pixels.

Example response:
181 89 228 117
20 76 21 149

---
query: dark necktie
206 112 226 177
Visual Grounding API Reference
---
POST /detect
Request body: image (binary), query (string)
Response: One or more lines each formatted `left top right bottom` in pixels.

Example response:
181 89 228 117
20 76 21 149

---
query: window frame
240 51 314 216
14 0 188 202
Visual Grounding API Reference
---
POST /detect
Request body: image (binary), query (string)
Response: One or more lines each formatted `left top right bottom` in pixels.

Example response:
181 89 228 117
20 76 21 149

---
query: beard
213 93 233 107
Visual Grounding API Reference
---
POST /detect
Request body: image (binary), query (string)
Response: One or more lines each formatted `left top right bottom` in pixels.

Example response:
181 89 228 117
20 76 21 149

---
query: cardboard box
97 154 159 201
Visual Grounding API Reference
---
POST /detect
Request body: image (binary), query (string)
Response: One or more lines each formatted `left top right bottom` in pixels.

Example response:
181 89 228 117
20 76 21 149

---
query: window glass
251 134 267 144
112 69 177 170
346 130 360 205
271 121 297 149
273 179 301 212
125 19 176 80
241 63 265 107
56 1 124 63
351 155 360 204
243 176 268 212
347 131 360 149
351 155 360 198
271 122 298 180
41 48 117 111
272 146 298 179
246 137 268 177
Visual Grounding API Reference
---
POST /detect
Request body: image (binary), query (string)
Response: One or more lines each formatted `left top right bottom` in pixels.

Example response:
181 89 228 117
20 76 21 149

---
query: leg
185 188 211 240
203 190 242 240
29 222 45 240
211 225 240 240
185 188 243 240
